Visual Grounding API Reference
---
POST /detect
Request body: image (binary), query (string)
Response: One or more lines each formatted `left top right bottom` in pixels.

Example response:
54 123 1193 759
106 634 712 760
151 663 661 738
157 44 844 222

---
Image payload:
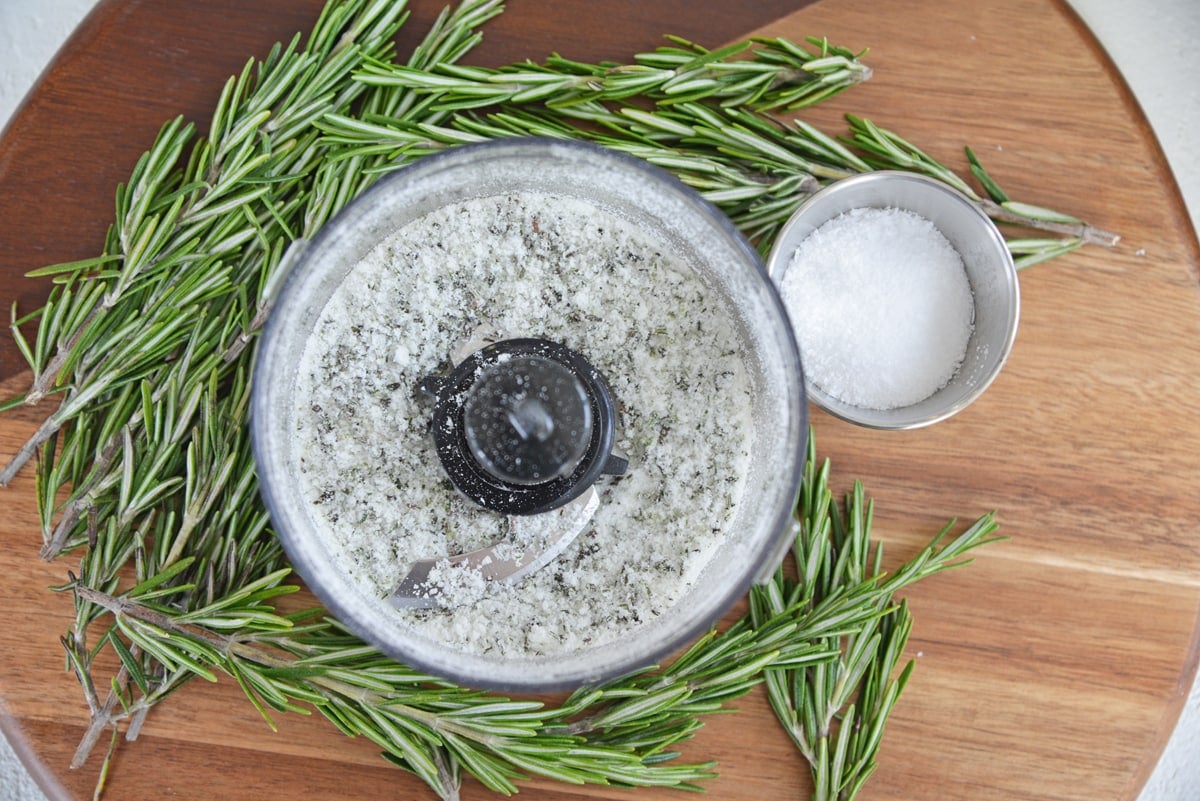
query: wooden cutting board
2 0 1199 799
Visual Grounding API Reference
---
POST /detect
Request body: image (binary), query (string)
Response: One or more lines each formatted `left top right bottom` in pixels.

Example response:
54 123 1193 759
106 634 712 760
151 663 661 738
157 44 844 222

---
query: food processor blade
388 486 600 609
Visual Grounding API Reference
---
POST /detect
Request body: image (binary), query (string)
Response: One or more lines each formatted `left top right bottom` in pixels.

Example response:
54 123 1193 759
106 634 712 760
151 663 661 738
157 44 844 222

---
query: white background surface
1 1 1198 800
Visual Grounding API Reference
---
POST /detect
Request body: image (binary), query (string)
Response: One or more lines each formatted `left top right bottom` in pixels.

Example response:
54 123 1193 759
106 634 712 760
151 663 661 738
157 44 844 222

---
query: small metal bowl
766 171 1019 430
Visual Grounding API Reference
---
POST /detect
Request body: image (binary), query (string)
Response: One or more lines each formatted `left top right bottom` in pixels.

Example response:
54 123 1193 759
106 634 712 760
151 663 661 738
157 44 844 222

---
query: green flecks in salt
292 192 755 658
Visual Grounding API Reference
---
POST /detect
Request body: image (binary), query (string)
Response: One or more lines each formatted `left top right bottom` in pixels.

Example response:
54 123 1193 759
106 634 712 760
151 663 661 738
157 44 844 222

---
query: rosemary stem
66 630 138 769
70 683 120 770
23 302 103 407
42 418 129 557
0 404 62 488
979 197 1120 246
432 747 461 801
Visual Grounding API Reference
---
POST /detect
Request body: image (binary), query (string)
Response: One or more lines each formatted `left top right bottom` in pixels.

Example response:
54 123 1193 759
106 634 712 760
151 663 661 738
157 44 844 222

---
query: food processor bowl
251 138 806 690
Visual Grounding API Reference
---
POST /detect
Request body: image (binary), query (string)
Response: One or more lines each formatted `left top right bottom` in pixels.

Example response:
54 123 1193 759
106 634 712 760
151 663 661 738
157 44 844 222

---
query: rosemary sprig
326 46 1117 255
753 441 1001 801
354 35 871 112
845 116 1119 254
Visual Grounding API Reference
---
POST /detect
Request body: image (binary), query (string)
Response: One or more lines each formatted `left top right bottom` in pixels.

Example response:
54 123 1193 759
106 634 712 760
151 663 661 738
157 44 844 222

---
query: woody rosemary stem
980 198 1117 246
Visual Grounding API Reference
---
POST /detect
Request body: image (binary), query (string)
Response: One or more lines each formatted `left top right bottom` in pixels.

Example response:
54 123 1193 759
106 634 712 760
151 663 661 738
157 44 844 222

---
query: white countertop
1 1 1198 800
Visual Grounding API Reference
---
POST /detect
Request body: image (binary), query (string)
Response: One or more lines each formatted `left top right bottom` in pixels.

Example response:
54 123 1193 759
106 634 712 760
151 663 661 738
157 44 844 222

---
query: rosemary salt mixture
295 190 754 656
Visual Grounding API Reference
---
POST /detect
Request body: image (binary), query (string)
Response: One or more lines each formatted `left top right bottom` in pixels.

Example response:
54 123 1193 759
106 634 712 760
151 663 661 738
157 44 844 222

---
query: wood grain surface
2 1 1199 800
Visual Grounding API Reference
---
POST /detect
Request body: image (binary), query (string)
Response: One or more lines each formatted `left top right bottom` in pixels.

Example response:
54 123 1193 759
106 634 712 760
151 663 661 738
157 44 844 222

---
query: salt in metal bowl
766 171 1019 430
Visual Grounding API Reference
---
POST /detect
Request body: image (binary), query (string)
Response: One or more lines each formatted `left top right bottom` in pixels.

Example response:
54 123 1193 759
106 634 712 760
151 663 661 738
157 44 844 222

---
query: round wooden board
2 1 1199 800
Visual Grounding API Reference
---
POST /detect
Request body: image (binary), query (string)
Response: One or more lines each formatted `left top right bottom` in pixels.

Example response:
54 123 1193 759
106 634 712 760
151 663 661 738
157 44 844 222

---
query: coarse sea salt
779 207 974 410
292 191 755 658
